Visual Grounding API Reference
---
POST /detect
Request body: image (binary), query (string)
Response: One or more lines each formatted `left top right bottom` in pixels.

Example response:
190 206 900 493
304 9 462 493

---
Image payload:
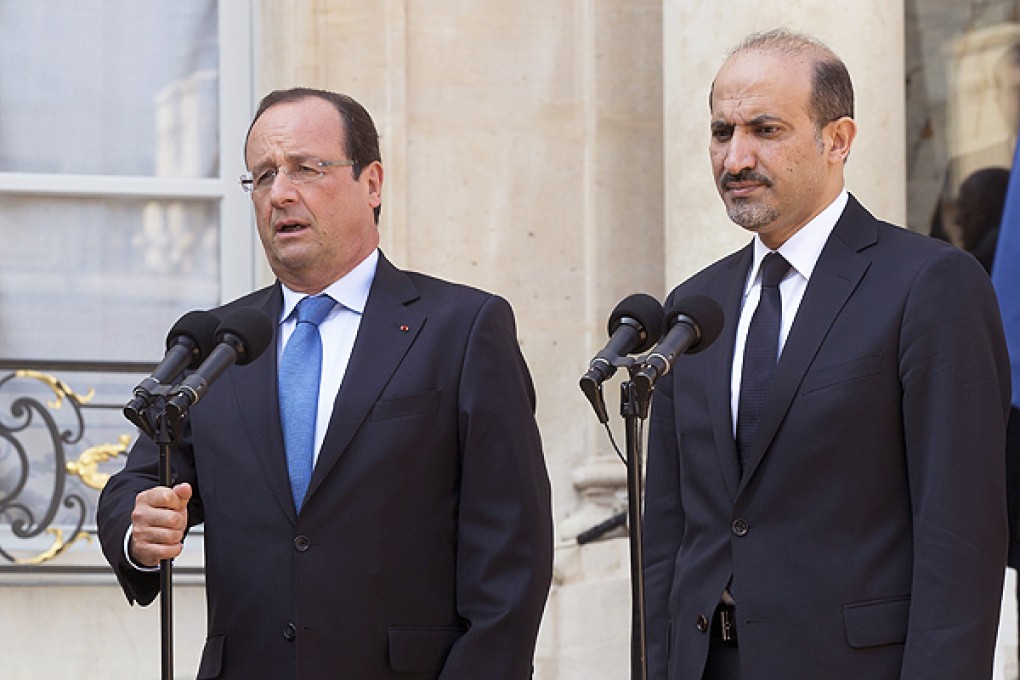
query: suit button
696 614 710 632
283 622 296 641
294 535 310 552
731 518 749 536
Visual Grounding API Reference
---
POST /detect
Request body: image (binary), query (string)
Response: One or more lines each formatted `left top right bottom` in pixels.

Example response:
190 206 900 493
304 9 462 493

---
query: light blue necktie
279 294 335 510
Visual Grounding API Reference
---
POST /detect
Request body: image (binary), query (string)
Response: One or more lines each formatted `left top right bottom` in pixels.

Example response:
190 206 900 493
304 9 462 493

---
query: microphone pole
579 292 663 680
155 406 180 680
621 365 652 680
621 293 723 680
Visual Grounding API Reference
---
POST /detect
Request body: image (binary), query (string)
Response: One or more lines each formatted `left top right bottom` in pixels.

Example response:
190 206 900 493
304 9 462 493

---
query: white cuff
123 525 161 573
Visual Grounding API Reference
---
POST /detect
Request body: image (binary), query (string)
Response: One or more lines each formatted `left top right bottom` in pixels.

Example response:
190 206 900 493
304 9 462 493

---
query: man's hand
128 483 192 567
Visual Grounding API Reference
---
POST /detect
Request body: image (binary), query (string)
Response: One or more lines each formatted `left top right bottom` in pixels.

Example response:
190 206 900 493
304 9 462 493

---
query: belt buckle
719 608 734 642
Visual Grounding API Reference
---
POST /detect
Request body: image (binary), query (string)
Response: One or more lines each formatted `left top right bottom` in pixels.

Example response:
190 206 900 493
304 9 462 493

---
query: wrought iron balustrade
0 359 152 570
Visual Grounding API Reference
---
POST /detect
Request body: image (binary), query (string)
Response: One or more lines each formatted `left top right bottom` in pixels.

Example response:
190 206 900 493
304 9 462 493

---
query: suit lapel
737 196 876 489
304 254 425 502
709 247 753 499
226 286 299 520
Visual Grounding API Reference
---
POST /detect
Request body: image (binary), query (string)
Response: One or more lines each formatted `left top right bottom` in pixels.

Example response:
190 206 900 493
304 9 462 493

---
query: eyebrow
747 114 785 126
712 113 786 128
249 152 318 170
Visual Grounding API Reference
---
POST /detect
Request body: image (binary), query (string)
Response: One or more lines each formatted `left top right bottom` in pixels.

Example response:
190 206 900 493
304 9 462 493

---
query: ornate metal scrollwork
66 434 131 491
0 369 124 564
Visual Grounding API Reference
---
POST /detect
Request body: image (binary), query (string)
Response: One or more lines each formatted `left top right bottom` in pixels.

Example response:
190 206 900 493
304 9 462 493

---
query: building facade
0 1 1016 678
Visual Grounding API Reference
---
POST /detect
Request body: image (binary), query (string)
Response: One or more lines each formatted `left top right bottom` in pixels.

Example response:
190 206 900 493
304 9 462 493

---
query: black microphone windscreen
608 293 665 353
167 311 221 368
664 294 724 354
214 307 274 366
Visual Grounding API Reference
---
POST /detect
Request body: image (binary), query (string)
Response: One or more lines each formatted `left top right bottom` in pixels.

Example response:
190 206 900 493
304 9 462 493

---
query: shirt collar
746 189 848 289
279 248 379 323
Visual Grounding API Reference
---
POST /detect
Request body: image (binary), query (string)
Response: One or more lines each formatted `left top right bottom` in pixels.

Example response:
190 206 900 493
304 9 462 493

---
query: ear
826 117 857 164
363 160 384 208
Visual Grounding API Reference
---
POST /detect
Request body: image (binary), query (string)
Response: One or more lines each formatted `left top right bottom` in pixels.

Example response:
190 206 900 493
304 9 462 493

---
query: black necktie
736 252 791 476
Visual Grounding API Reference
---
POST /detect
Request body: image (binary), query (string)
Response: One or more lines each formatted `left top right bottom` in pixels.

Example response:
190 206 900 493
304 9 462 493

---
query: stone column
255 2 663 678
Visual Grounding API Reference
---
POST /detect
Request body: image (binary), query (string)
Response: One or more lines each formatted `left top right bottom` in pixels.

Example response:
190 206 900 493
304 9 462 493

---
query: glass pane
0 197 220 362
0 0 219 177
906 1 1020 268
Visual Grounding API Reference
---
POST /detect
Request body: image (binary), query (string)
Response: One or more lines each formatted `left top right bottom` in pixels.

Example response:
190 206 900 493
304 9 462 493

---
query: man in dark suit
98 88 553 680
642 30 1011 679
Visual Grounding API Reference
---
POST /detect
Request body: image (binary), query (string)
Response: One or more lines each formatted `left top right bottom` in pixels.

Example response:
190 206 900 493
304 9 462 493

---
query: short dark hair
246 88 382 222
712 29 855 129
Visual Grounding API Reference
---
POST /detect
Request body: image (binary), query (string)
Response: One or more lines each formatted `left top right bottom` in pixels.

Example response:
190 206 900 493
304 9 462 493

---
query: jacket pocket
802 352 884 395
370 390 442 421
842 596 910 648
387 625 463 673
197 633 225 679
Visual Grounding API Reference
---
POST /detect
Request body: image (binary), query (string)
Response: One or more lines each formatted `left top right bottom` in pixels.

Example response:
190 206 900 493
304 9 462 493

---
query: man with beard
642 29 1011 680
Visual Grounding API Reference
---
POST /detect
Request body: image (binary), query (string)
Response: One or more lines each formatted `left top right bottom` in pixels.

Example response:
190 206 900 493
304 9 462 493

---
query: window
0 0 256 361
0 0 254 576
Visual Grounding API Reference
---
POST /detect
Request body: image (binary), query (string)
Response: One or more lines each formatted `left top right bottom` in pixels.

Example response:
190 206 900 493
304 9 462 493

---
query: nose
268 168 299 205
721 129 756 176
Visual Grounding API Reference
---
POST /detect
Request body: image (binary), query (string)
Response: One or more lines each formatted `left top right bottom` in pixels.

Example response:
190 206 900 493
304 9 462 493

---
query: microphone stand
126 391 182 680
620 367 652 680
581 356 655 680
154 407 181 680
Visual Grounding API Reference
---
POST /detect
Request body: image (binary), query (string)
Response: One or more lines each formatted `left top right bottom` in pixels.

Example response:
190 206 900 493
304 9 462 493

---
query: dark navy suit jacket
643 196 1011 679
99 253 553 680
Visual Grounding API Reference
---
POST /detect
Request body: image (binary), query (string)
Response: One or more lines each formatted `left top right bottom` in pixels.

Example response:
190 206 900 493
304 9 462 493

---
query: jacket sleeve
437 295 554 680
898 246 1011 677
96 416 204 607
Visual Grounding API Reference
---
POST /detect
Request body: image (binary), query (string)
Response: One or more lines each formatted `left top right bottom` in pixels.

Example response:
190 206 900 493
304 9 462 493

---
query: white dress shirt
125 249 380 571
278 248 378 464
729 191 848 436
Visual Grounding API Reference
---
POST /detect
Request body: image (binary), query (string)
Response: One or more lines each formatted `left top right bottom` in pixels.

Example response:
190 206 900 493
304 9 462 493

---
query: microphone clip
123 383 178 439
623 359 656 421
580 354 640 424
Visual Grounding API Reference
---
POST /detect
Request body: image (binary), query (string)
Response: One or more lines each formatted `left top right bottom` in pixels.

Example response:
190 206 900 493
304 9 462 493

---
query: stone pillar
255 2 663 677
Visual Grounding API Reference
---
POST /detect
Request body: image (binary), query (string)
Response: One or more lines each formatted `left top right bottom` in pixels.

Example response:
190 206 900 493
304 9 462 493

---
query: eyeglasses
239 158 356 194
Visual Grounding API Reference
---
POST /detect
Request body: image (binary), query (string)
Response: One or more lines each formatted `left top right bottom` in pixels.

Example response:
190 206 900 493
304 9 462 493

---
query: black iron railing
0 360 151 568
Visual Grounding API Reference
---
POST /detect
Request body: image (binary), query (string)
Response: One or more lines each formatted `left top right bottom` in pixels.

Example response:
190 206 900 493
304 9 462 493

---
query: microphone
633 294 724 398
164 307 274 420
123 310 220 433
579 293 664 422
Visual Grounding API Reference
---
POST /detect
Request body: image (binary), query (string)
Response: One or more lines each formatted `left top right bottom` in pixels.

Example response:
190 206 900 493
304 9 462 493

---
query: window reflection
0 1 222 364
935 25 1020 248
0 196 219 362
907 1 1020 261
0 1 219 178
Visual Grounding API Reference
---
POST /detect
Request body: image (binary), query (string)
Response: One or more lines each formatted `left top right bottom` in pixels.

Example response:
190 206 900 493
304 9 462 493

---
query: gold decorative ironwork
12 527 92 565
1 369 94 565
13 369 95 408
66 434 132 491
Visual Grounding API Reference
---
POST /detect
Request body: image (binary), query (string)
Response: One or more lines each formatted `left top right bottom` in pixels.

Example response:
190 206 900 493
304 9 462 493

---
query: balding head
712 29 854 131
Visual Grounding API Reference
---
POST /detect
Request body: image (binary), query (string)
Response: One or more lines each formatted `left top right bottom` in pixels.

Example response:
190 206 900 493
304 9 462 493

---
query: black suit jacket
98 253 553 680
643 196 1011 679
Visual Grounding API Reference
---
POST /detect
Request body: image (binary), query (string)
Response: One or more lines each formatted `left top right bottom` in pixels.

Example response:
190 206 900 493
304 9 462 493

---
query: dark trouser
702 603 740 680
1007 407 1020 666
